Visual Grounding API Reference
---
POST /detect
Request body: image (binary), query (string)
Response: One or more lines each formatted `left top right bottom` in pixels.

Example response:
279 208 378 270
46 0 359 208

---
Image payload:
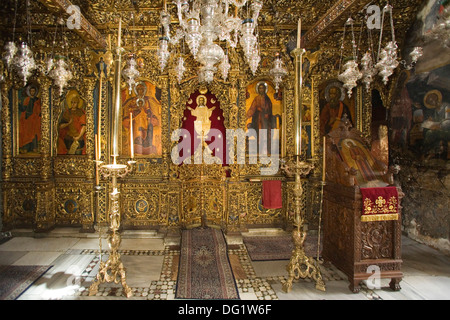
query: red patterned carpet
0 265 51 300
175 227 239 299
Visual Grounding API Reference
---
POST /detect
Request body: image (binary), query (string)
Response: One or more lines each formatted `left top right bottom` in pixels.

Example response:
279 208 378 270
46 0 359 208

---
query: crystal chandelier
48 56 73 96
374 3 400 85
12 42 37 84
400 46 423 70
7 0 38 85
338 17 362 98
375 40 399 85
336 3 423 96
121 13 142 94
2 0 18 71
3 42 18 71
219 52 231 81
122 54 140 93
175 56 186 83
157 0 263 83
360 51 377 92
269 53 288 92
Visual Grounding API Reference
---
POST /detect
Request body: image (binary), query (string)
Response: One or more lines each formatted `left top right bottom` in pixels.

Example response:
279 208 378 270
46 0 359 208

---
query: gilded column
160 74 170 179
1 80 13 181
1 80 13 229
35 76 55 232
38 76 52 180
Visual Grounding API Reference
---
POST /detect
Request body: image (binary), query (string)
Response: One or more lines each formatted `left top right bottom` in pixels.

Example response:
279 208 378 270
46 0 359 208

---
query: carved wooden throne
322 115 403 293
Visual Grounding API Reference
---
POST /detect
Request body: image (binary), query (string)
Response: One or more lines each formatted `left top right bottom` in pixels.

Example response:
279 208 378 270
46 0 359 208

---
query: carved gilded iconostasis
0 0 426 235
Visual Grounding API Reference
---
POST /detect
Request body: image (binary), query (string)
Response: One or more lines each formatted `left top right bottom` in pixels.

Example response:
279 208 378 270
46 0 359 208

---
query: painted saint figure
421 89 450 159
57 90 86 155
247 82 274 131
246 81 280 154
188 95 216 138
320 83 352 136
346 140 377 182
18 83 41 154
122 81 161 156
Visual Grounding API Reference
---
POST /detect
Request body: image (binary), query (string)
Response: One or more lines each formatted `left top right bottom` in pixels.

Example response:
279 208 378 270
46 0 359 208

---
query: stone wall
389 0 450 255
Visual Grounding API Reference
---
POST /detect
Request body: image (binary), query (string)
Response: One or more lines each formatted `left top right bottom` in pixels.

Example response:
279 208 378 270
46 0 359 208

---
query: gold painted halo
256 81 268 94
196 94 207 105
424 90 442 109
325 81 345 102
25 82 40 97
66 89 83 109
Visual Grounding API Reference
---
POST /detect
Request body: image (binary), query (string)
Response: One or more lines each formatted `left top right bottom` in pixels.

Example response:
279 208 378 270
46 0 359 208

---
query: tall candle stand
282 29 325 292
89 17 136 298
89 157 136 298
282 156 325 292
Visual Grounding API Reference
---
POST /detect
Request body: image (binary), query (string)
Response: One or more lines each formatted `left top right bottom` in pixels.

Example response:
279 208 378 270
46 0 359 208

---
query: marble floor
0 227 449 301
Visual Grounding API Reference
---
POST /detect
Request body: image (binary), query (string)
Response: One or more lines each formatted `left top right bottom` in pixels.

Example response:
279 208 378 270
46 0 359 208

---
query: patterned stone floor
68 243 377 300
1 229 449 300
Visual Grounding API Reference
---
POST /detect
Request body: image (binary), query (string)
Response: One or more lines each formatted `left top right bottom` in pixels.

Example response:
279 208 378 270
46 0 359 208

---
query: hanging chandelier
338 17 362 98
5 0 38 85
157 0 263 83
3 2 74 95
122 54 140 93
337 2 423 96
269 53 287 93
48 56 73 96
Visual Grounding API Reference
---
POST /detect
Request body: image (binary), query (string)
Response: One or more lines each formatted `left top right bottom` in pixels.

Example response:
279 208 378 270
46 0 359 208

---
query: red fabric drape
360 186 399 221
262 180 282 209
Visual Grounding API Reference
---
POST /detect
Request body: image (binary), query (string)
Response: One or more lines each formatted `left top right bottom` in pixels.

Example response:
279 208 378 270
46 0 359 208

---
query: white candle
322 136 326 182
130 112 134 159
95 134 99 161
98 75 102 159
117 17 122 47
311 79 314 157
95 134 100 185
297 18 302 48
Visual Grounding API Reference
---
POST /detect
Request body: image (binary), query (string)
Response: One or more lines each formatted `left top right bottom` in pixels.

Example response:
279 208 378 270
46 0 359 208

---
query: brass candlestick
89 158 136 298
282 157 326 292
282 28 325 292
89 18 136 297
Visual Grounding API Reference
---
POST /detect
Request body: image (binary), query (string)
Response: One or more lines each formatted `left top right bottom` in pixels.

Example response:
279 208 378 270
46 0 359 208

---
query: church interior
0 0 449 302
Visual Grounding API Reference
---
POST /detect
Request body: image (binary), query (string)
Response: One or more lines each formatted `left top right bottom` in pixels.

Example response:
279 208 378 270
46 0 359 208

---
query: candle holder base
88 230 133 298
282 227 326 293
282 158 326 293
88 160 135 298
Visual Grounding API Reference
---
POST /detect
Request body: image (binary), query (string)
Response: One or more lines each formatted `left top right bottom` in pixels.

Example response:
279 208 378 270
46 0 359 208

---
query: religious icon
319 81 354 137
245 80 282 155
57 89 87 155
122 80 162 157
17 82 41 155
339 138 387 186
178 90 226 165
187 95 216 139
421 89 450 158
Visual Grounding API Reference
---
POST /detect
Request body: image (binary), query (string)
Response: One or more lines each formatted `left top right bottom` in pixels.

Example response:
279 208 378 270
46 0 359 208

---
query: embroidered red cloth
262 180 282 209
360 186 399 222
